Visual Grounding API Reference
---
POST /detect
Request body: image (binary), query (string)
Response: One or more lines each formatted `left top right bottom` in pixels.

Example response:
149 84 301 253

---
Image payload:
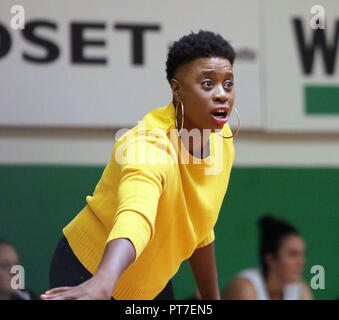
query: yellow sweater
63 102 234 300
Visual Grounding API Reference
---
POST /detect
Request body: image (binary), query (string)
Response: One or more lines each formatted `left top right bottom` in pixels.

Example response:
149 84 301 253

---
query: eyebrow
200 70 233 77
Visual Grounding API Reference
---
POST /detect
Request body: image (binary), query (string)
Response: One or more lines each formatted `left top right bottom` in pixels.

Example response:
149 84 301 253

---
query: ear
170 78 181 103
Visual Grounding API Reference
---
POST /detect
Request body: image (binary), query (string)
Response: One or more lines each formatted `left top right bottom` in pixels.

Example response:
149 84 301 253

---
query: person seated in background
222 215 313 300
0 238 37 300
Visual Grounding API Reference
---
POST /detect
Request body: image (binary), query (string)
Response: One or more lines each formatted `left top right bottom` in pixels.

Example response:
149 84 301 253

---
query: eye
202 80 213 89
224 80 233 90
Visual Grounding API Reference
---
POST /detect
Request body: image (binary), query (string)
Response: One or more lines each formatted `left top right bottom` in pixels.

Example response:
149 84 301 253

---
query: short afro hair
166 30 236 83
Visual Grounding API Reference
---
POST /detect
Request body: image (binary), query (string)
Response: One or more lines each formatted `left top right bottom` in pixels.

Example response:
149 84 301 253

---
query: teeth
213 109 226 113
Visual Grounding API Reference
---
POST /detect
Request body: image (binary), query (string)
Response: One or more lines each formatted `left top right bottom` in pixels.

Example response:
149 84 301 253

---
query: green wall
0 165 338 300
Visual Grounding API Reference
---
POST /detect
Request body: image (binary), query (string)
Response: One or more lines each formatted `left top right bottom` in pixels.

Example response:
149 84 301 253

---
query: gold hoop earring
216 106 240 139
175 100 184 134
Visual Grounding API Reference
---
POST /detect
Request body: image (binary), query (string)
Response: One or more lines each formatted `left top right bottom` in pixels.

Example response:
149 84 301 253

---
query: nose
213 84 228 103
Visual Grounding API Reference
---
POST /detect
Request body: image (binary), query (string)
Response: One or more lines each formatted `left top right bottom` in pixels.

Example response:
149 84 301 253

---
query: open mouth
211 109 228 119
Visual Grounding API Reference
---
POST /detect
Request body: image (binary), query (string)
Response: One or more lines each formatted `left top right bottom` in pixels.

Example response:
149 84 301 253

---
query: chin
210 124 225 133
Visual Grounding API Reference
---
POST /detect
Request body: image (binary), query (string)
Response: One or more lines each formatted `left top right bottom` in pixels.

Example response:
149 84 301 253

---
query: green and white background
0 0 338 299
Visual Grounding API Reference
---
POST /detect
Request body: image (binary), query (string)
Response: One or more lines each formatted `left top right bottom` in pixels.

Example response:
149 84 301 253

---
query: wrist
92 272 117 297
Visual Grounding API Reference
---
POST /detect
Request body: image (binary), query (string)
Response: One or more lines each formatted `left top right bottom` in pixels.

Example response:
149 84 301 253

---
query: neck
265 271 285 300
174 103 211 159
179 126 211 159
190 128 211 158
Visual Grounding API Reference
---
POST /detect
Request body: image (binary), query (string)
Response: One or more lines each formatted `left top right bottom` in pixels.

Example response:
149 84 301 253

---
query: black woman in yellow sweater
41 30 238 300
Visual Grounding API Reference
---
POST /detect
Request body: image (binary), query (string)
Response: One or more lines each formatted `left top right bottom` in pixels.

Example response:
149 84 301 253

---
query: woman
41 30 237 300
222 215 313 300
0 238 37 300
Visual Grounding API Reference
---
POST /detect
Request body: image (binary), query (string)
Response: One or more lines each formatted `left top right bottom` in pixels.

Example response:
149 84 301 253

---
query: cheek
0 272 11 286
182 91 210 117
282 257 299 272
276 254 293 271
183 86 209 103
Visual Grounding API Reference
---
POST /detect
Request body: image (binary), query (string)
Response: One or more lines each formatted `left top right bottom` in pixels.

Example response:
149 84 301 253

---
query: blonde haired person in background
222 215 313 300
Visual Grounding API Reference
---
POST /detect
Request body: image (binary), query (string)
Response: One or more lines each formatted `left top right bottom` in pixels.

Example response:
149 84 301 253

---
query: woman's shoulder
110 104 177 174
113 103 175 146
141 102 176 132
222 277 257 300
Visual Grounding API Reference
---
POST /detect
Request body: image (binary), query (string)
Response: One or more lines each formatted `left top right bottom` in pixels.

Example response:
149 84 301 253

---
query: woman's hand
40 274 114 300
41 238 136 300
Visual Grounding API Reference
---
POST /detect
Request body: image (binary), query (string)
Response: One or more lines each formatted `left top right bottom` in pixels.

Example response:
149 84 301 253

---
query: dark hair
258 215 300 278
165 30 236 83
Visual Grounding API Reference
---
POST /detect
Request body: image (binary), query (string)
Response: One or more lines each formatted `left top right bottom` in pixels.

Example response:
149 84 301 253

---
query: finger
41 293 62 300
50 294 75 300
41 293 74 300
44 287 73 294
42 289 80 300
43 295 67 300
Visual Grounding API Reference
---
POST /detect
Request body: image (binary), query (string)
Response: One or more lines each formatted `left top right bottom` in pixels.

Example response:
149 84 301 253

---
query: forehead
179 57 233 76
0 244 19 263
281 235 305 250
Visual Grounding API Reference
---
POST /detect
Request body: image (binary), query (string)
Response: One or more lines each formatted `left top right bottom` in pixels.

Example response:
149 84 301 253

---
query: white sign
264 0 339 132
0 0 261 129
310 265 325 290
10 265 25 290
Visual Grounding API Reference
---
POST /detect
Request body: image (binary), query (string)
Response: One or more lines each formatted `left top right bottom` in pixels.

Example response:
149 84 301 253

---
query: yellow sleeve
106 129 173 260
196 228 215 249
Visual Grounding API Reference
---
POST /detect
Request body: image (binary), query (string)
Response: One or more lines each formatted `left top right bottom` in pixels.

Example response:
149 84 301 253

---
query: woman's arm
188 241 220 300
41 238 136 300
